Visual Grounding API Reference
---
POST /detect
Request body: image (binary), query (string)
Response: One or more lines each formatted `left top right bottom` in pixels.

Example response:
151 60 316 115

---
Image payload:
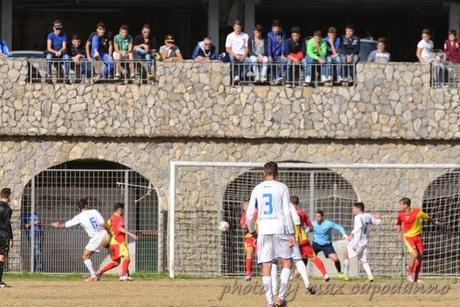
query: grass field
2 273 459 307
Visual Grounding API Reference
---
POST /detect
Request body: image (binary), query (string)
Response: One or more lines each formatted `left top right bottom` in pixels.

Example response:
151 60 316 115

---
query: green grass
4 272 170 281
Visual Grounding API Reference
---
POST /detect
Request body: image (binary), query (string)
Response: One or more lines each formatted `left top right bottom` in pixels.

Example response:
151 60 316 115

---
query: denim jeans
249 55 268 79
230 55 249 81
46 53 70 77
286 59 301 82
303 56 327 78
92 52 114 78
326 55 341 78
270 56 285 80
72 58 90 78
340 54 359 79
134 48 153 74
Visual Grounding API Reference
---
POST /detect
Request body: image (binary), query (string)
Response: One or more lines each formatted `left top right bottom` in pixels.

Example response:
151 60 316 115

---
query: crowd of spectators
0 19 459 85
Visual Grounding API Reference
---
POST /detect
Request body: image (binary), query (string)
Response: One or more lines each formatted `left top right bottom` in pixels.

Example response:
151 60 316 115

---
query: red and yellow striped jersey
397 208 430 238
240 209 258 239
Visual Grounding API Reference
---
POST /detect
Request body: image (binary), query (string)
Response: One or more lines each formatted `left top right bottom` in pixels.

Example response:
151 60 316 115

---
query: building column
449 2 460 34
1 0 13 48
208 0 220 51
244 0 255 33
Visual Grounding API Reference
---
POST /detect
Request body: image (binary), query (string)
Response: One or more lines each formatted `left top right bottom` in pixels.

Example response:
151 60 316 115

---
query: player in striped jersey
246 162 300 307
396 197 439 282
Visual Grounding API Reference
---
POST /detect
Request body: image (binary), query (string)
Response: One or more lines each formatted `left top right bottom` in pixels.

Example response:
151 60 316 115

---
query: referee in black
0 188 13 288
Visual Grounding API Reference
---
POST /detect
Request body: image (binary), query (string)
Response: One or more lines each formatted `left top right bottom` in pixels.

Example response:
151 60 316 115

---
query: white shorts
292 244 303 261
85 230 108 252
347 244 368 263
257 234 293 264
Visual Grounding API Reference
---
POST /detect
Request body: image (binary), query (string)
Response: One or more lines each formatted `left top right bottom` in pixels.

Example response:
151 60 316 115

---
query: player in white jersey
346 202 381 282
246 162 301 307
52 199 110 281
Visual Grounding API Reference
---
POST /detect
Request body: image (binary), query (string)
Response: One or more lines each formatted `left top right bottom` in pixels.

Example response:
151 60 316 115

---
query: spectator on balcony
159 34 183 61
267 19 288 85
304 30 327 85
444 30 460 64
192 37 218 61
416 29 436 65
87 22 114 78
69 34 90 79
248 25 269 84
46 20 69 80
113 25 135 80
367 38 391 63
324 27 341 81
133 24 156 78
225 19 249 84
283 26 304 87
340 25 360 82
0 39 9 59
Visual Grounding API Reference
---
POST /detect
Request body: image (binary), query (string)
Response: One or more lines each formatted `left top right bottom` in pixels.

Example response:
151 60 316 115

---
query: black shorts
312 242 337 258
0 236 9 256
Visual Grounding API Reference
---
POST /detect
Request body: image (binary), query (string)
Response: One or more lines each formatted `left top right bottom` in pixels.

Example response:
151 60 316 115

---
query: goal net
168 162 460 278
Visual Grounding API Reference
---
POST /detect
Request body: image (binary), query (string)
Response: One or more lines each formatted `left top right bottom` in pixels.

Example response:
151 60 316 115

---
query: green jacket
306 38 327 60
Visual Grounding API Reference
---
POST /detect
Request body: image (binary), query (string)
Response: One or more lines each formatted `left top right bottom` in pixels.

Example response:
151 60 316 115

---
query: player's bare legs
245 243 255 280
407 247 422 282
328 253 347 280
82 249 98 281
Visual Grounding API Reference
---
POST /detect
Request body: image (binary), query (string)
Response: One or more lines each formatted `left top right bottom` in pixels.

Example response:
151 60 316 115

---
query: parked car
359 38 378 62
8 51 45 82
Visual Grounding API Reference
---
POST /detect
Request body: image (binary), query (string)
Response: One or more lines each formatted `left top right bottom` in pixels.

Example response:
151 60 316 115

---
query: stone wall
0 58 459 275
0 59 459 140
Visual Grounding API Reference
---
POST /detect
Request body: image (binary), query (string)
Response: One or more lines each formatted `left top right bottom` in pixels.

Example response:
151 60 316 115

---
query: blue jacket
191 41 218 60
323 36 341 56
0 40 10 57
267 30 287 58
311 220 347 245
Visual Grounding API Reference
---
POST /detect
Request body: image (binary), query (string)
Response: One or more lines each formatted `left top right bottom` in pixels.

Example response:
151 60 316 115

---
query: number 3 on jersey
262 193 273 218
89 217 98 230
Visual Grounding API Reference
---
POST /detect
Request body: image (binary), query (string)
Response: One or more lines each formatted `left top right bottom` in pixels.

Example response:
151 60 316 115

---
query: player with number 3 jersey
246 162 300 307
52 199 110 281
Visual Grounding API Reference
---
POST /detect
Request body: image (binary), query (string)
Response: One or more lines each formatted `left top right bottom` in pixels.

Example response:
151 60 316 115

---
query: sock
262 276 274 305
295 260 310 288
312 257 328 276
362 262 373 278
334 260 342 273
98 261 119 275
121 258 130 276
414 259 422 281
0 260 4 283
407 260 415 276
343 259 349 276
271 264 278 294
278 268 292 300
83 259 96 278
245 258 253 276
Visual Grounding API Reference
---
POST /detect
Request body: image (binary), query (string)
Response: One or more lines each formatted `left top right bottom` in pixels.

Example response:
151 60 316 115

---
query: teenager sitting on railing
304 30 327 85
324 27 342 82
248 25 269 84
133 24 157 80
225 19 249 85
69 34 90 80
267 19 288 85
283 26 304 87
443 30 460 64
86 22 114 79
340 25 360 82
113 25 135 80
46 20 69 82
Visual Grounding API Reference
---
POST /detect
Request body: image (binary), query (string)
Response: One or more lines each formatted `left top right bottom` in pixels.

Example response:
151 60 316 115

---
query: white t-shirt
225 31 249 55
246 180 300 235
417 39 434 63
65 209 106 238
350 212 381 249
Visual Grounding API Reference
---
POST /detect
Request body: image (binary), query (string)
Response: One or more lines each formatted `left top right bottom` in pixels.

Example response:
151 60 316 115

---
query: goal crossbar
168 161 460 278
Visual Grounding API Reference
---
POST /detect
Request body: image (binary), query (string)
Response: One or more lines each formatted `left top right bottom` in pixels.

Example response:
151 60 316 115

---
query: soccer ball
219 221 229 232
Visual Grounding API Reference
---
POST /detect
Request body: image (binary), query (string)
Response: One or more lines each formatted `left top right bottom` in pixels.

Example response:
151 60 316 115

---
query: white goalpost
168 161 460 278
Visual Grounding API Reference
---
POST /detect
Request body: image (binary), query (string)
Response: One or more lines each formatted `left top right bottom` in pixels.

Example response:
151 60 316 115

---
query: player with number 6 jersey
246 162 300 307
52 198 110 281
